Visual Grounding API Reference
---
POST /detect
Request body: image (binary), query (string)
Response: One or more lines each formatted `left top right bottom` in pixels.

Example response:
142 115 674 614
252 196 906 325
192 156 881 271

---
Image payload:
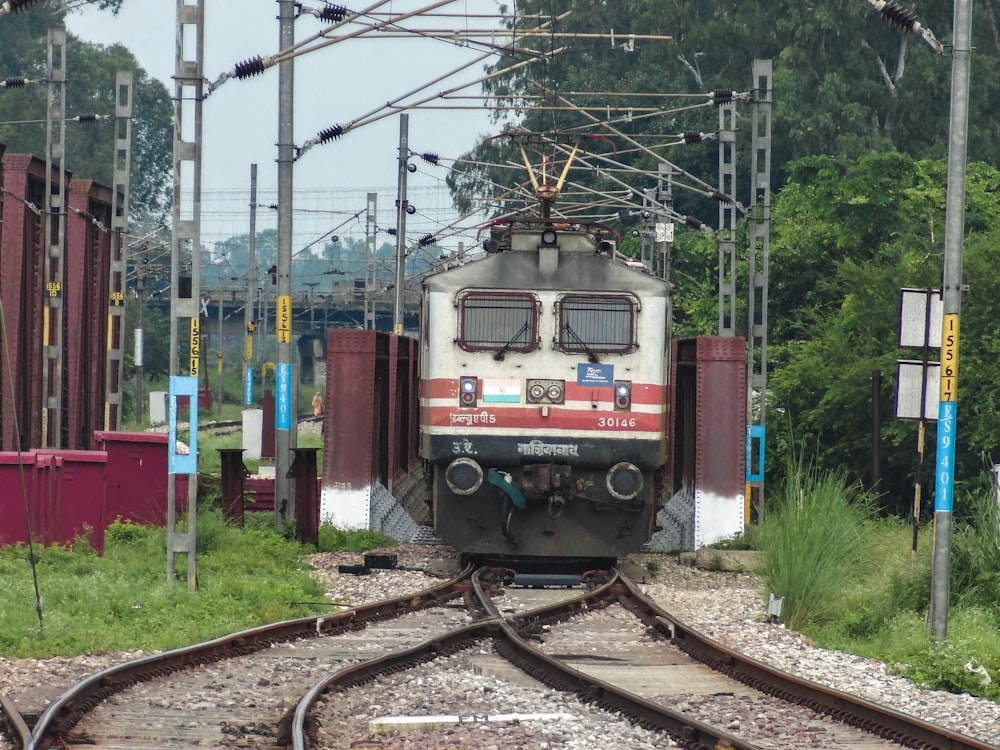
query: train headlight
606 462 644 501
526 379 565 404
445 457 484 496
459 376 478 408
614 380 631 411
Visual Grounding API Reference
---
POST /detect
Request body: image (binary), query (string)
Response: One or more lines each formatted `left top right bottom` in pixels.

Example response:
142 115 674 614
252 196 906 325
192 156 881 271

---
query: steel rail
291 620 501 749
493 572 760 750
614 574 1000 750
0 695 31 750
292 567 759 750
29 566 473 750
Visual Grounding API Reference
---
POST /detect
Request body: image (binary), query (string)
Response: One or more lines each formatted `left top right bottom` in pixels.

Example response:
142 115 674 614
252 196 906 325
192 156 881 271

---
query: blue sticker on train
577 363 614 386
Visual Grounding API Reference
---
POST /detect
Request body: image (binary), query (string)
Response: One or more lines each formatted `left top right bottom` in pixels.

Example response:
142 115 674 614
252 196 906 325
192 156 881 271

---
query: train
418 215 671 565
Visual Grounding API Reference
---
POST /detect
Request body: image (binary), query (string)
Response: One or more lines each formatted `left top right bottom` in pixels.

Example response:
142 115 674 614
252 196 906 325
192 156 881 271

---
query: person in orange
312 391 323 417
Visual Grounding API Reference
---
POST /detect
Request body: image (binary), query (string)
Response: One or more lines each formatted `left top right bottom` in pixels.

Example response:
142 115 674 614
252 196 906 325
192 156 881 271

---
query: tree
0 1 172 221
450 1 1000 222
765 153 1000 514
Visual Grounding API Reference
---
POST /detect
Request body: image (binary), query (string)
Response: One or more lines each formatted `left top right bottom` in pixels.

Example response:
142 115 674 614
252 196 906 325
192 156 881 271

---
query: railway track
7 563 997 750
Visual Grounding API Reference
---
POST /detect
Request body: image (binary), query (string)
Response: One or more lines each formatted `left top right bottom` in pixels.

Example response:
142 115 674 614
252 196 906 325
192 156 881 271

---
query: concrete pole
275 0 296 529
394 114 409 335
930 0 973 641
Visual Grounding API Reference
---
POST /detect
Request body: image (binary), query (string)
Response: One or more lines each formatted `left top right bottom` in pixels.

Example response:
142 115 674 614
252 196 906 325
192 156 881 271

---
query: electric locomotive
419 205 671 564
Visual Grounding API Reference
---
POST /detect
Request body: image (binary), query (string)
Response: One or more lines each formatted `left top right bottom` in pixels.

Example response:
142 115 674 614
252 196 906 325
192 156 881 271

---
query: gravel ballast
2 548 999 749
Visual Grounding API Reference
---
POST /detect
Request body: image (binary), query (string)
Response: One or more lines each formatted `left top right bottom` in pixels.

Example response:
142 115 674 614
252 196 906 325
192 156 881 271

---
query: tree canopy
0 0 172 221
451 1 1000 222
765 153 1000 515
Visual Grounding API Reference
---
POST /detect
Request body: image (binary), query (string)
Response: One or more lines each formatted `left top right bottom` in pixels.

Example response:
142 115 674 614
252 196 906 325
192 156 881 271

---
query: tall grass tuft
757 456 874 631
951 484 1000 611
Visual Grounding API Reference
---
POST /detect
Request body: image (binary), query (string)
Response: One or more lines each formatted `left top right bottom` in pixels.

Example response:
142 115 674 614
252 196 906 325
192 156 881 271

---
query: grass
756 461 875 631
0 512 395 659
753 458 1000 702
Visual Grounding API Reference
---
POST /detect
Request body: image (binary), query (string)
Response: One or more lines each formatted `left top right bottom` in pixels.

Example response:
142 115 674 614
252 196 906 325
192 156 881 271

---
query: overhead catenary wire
0 296 44 631
206 0 453 94
527 85 741 205
513 130 718 232
296 25 569 157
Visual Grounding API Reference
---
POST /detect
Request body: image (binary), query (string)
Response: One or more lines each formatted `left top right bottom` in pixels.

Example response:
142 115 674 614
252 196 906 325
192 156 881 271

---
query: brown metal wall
672 336 747 501
66 179 113 449
0 154 47 450
323 329 380 497
0 155 113 451
0 436 190 553
321 329 420 506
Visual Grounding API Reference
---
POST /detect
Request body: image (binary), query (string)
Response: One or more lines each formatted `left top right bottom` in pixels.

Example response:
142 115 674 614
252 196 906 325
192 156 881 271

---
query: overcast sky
66 1 507 255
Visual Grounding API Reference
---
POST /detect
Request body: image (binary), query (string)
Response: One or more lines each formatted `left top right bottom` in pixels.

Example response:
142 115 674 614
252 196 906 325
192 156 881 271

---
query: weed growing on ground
0 510 396 659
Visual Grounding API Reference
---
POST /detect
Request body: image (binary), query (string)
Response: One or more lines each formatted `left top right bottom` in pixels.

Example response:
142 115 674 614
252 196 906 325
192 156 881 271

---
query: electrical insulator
76 113 97 123
418 234 435 247
318 124 344 143
319 3 348 22
711 89 734 106
683 132 703 144
2 77 25 89
879 0 918 30
1 0 42 14
685 217 705 231
420 152 440 165
711 191 735 205
386 228 397 236
234 55 266 80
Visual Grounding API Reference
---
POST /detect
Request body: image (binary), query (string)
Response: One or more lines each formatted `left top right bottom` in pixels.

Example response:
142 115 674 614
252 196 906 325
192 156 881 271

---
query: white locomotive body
419 220 670 562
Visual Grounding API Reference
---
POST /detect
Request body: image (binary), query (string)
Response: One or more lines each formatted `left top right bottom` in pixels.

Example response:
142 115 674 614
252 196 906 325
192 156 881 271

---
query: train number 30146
598 416 637 428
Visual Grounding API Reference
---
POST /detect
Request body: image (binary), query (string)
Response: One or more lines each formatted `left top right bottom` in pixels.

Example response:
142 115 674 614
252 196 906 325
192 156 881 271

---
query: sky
66 1 509 259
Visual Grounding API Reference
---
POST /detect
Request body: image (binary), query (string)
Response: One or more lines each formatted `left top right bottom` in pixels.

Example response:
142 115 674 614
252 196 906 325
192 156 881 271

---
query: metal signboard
244 367 254 405
276 362 292 430
895 360 940 421
168 375 199 475
898 288 943 348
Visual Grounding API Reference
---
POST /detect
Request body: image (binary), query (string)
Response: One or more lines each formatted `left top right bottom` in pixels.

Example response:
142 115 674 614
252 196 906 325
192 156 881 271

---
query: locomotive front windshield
556 294 638 355
458 291 540 353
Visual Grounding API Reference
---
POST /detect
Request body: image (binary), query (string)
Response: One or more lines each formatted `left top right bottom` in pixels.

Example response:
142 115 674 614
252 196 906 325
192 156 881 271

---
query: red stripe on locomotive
420 377 666 405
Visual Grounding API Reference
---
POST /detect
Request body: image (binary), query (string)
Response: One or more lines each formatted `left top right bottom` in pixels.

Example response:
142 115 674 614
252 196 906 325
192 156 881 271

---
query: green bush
874 608 1000 702
317 525 397 553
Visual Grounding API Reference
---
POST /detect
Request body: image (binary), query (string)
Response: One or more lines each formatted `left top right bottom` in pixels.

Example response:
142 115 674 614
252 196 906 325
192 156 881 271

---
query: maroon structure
320 329 425 530
671 336 748 545
66 178 113 449
0 433 188 554
0 153 48 451
0 155 113 451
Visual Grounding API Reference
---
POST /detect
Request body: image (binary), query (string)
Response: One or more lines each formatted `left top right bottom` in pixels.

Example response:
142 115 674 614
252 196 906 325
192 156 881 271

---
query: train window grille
556 294 638 355
457 291 539 353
